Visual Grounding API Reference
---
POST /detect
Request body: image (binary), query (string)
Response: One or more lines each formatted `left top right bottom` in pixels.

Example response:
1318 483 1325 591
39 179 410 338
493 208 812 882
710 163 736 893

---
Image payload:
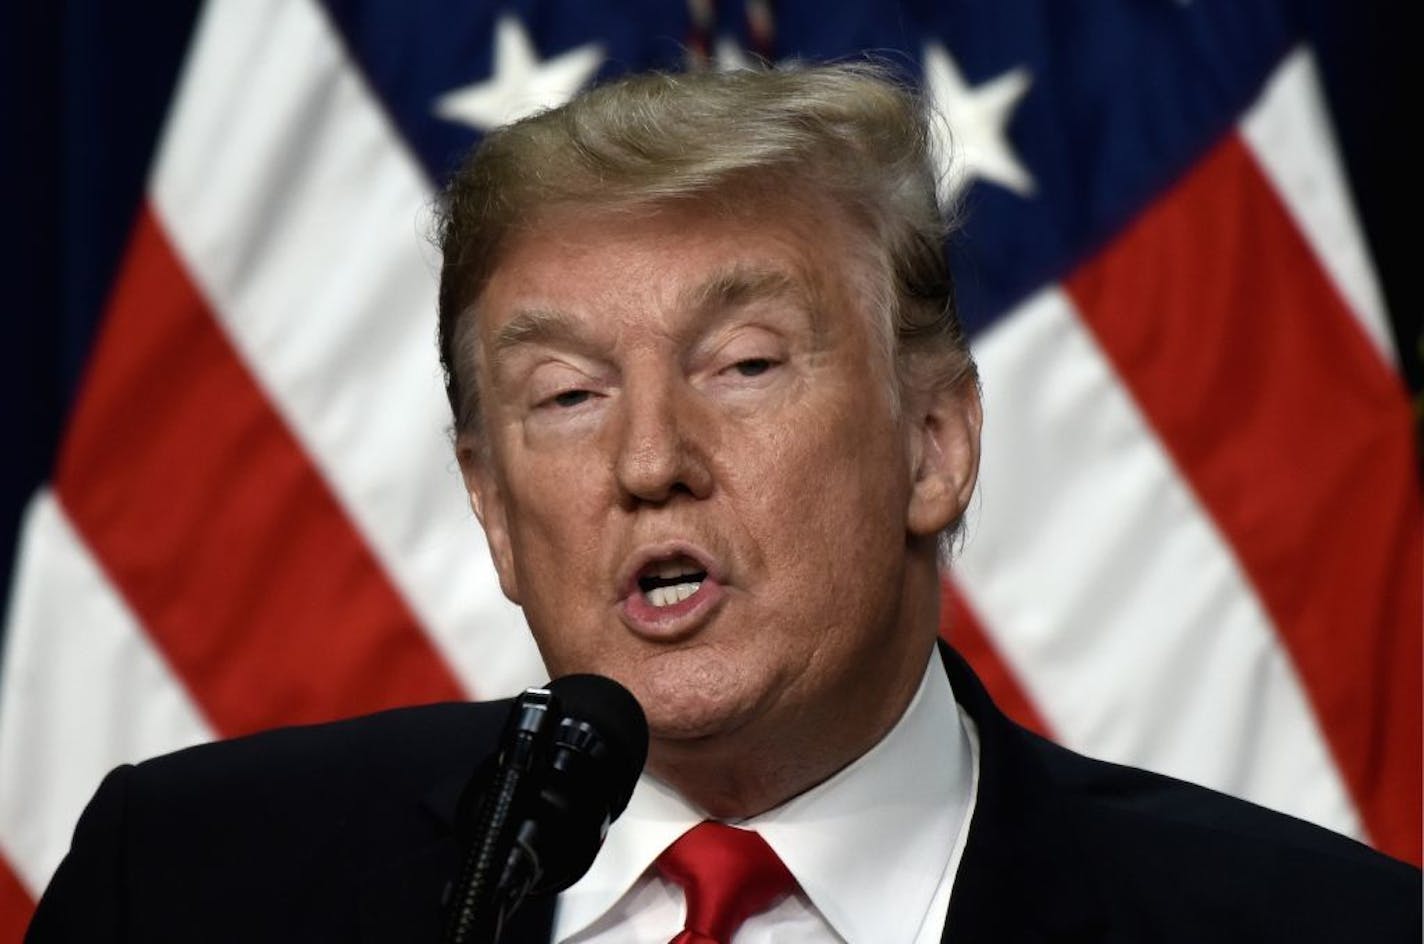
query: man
28 63 1419 942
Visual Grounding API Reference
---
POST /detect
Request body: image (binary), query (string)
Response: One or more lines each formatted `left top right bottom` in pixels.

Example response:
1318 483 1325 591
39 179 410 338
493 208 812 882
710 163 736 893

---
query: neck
646 671 925 819
647 565 943 818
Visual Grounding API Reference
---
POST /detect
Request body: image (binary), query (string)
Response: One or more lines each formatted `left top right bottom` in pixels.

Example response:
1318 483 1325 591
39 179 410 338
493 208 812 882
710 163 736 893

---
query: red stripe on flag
0 852 33 943
1065 134 1422 864
54 205 465 738
940 576 1054 739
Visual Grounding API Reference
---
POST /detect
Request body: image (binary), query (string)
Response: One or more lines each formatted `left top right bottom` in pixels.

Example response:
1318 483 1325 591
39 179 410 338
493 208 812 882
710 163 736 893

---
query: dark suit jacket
27 645 1420 942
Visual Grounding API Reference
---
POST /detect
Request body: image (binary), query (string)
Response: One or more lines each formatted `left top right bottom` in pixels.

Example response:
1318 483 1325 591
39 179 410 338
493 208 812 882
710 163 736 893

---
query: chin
642 702 744 742
621 648 768 743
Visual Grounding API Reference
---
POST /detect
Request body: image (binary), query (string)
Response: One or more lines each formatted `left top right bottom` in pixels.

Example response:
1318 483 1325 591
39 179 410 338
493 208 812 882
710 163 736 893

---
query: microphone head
546 674 648 816
522 674 647 893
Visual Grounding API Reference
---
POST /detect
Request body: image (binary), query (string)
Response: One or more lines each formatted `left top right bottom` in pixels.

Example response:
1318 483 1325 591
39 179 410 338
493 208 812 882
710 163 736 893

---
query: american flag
1 1 1417 934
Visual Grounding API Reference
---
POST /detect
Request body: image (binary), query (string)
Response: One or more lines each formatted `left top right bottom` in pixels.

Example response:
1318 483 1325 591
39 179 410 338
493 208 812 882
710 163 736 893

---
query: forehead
475 194 875 349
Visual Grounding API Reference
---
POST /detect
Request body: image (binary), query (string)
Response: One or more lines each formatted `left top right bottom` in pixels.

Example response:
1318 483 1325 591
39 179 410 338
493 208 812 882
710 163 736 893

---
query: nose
613 374 713 505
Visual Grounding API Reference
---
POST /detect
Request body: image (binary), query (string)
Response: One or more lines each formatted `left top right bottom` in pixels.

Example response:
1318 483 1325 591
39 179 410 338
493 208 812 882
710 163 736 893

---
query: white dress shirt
554 652 981 943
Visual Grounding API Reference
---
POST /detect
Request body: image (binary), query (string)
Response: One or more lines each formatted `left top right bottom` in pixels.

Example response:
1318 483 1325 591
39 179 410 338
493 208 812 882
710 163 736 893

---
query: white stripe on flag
1241 47 1394 365
957 287 1362 838
149 0 543 699
0 490 213 894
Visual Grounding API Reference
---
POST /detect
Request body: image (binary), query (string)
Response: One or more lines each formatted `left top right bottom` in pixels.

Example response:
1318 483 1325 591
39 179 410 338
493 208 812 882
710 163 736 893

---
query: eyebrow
680 265 815 323
489 307 591 370
487 263 825 371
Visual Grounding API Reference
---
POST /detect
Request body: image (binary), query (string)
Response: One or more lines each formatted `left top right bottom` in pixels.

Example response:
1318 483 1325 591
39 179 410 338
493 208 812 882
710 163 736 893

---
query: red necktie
655 821 796 944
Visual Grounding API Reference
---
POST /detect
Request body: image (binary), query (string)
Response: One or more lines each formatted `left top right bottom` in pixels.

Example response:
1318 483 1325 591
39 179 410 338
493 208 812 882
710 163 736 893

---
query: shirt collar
555 651 976 943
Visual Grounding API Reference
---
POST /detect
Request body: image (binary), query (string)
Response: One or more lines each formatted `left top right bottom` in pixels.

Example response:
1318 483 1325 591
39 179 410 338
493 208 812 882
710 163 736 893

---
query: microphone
443 674 648 944
514 674 648 894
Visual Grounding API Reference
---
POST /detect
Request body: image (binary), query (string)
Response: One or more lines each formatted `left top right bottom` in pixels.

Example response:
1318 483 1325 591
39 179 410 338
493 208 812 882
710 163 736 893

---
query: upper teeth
646 581 701 607
641 558 705 608
652 560 701 580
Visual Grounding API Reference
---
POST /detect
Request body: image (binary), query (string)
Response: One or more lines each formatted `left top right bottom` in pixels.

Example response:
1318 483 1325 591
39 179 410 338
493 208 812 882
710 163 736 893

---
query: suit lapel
353 714 558 943
354 832 463 942
939 643 1112 943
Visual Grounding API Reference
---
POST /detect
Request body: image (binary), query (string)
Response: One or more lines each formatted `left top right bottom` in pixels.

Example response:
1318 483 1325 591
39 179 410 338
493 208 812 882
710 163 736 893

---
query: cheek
500 459 614 629
734 396 908 592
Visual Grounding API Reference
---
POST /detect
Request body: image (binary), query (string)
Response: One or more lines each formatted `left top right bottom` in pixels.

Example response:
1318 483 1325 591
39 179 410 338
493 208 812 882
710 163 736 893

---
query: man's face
461 193 966 777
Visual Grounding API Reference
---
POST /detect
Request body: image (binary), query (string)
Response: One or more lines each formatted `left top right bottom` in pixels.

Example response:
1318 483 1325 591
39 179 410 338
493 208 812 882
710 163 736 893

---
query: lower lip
619 577 725 639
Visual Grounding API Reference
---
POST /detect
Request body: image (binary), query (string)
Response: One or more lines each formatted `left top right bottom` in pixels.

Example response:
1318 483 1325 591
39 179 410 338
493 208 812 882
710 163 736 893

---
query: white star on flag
715 36 755 71
435 15 604 130
923 42 1035 203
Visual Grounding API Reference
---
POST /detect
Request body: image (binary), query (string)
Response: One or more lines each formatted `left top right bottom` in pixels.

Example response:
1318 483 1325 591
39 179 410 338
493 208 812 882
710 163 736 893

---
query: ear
457 436 522 604
905 383 982 538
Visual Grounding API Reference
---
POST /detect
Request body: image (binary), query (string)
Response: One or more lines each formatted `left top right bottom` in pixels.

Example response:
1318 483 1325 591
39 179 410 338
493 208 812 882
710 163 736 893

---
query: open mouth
636 557 709 608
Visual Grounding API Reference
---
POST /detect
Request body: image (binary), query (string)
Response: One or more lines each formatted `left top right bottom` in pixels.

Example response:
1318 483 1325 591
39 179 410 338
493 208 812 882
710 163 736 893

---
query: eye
729 358 777 378
546 389 593 409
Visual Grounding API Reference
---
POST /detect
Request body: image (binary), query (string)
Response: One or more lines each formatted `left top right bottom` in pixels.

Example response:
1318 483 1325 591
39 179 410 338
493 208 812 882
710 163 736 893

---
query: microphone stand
443 689 556 944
